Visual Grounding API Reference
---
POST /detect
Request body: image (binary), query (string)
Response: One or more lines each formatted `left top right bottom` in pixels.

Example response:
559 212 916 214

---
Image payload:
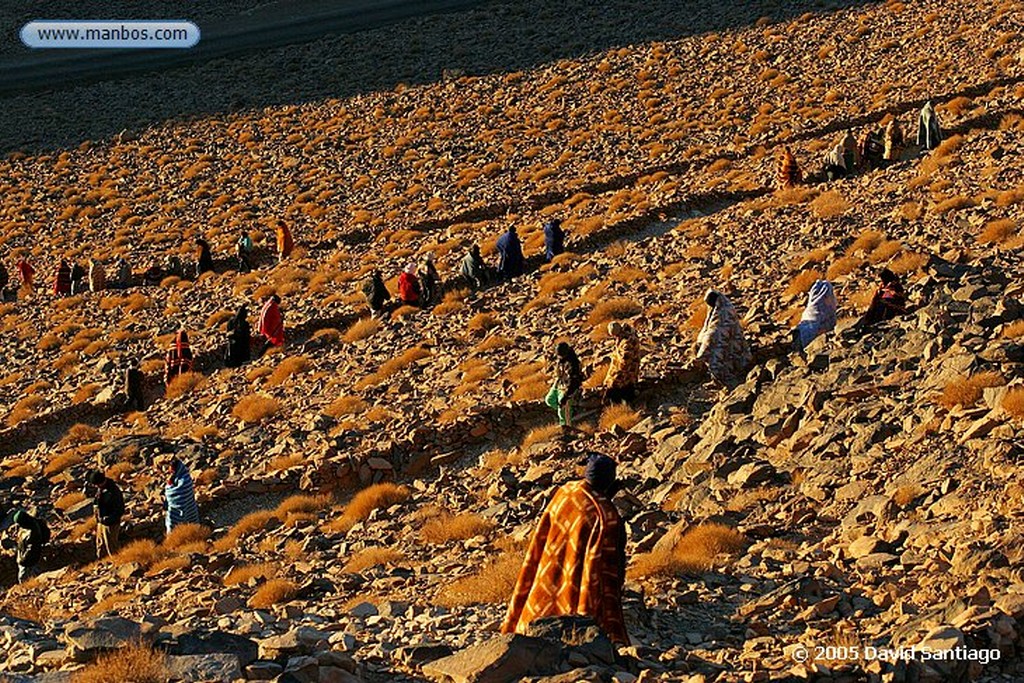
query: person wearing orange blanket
164 330 195 385
275 221 294 262
258 294 285 354
502 453 628 644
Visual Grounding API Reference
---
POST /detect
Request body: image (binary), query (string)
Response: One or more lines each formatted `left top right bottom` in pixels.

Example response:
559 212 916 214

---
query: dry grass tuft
165 372 206 399
599 404 641 431
342 547 406 573
630 523 747 578
587 298 642 327
224 562 276 586
468 313 500 333
420 513 495 544
327 483 411 533
275 494 330 518
784 269 823 299
109 540 165 567
70 643 168 683
978 219 1017 245
162 523 210 551
846 229 885 256
810 191 851 218
521 424 563 450
1002 386 1024 420
355 346 431 389
326 395 368 418
1003 320 1024 339
248 579 298 609
232 394 282 423
344 318 379 343
267 356 311 386
936 372 1005 409
887 251 927 274
434 551 522 607
826 256 864 280
44 451 84 478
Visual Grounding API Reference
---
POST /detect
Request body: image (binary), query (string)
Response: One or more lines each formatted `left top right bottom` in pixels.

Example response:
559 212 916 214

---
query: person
460 245 489 290
143 262 164 287
164 457 199 533
362 270 392 319
858 128 884 171
70 262 86 294
792 280 837 352
546 342 584 428
88 258 106 292
544 219 566 263
694 289 752 389
196 239 214 277
87 471 125 559
604 322 642 404
165 254 184 280
164 330 195 385
258 294 285 352
53 260 72 297
840 131 860 172
112 257 131 289
124 358 145 412
823 142 847 182
858 268 907 329
16 257 35 294
496 227 525 281
777 147 802 189
502 453 628 644
420 253 440 307
225 305 251 368
883 118 905 162
10 509 49 583
398 264 421 306
236 230 254 273
917 101 942 150
275 221 294 261
0 259 8 299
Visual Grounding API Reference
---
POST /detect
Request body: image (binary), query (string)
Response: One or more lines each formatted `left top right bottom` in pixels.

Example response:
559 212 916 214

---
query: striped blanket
165 460 199 533
502 481 628 643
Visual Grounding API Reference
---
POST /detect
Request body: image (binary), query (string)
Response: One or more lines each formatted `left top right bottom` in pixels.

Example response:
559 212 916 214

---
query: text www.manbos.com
21 21 200 49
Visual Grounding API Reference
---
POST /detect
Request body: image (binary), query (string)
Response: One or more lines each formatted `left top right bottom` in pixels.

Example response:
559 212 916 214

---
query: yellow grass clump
887 251 927 274
784 269 822 299
521 424 563 450
587 298 642 327
468 312 500 333
110 540 165 568
224 562 276 586
267 356 311 386
936 372 1006 409
599 404 642 432
248 579 298 608
326 395 368 418
846 229 885 256
70 643 168 683
630 523 748 578
420 513 495 544
165 372 206 400
1001 386 1024 420
44 451 84 478
162 523 211 551
342 547 407 573
55 491 86 511
810 191 851 218
978 219 1017 245
1003 320 1024 339
355 346 432 390
344 318 379 343
232 394 282 423
275 494 330 518
435 551 522 607
327 483 411 533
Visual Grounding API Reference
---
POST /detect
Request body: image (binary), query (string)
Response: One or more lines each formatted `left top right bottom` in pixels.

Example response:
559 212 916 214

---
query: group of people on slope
363 219 567 318
2 457 198 582
0 221 293 302
780 100 944 188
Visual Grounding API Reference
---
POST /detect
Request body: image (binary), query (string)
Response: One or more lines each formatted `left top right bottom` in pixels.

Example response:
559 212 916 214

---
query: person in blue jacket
496 227 525 281
164 457 200 533
544 219 565 263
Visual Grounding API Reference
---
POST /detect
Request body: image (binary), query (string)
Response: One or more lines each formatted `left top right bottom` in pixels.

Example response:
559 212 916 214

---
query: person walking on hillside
841 130 860 172
258 294 285 353
420 253 440 307
694 289 752 389
164 330 195 385
124 358 145 412
111 257 131 289
87 471 125 559
196 239 214 277
544 219 566 263
461 245 489 291
363 270 392 319
857 268 907 330
236 230 254 273
823 142 847 181
917 101 942 150
792 280 837 352
275 221 294 262
502 453 628 644
5 509 50 583
53 260 72 297
88 258 106 292
16 257 35 294
398 263 422 306
225 305 252 368
883 118 905 163
70 261 86 294
777 147 802 189
546 342 585 429
164 457 199 533
604 321 642 404
0 260 9 300
858 128 884 172
496 227 525 281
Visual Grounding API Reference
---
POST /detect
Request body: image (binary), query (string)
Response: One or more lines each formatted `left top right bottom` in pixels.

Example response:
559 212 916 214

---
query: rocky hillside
1 0 1024 681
